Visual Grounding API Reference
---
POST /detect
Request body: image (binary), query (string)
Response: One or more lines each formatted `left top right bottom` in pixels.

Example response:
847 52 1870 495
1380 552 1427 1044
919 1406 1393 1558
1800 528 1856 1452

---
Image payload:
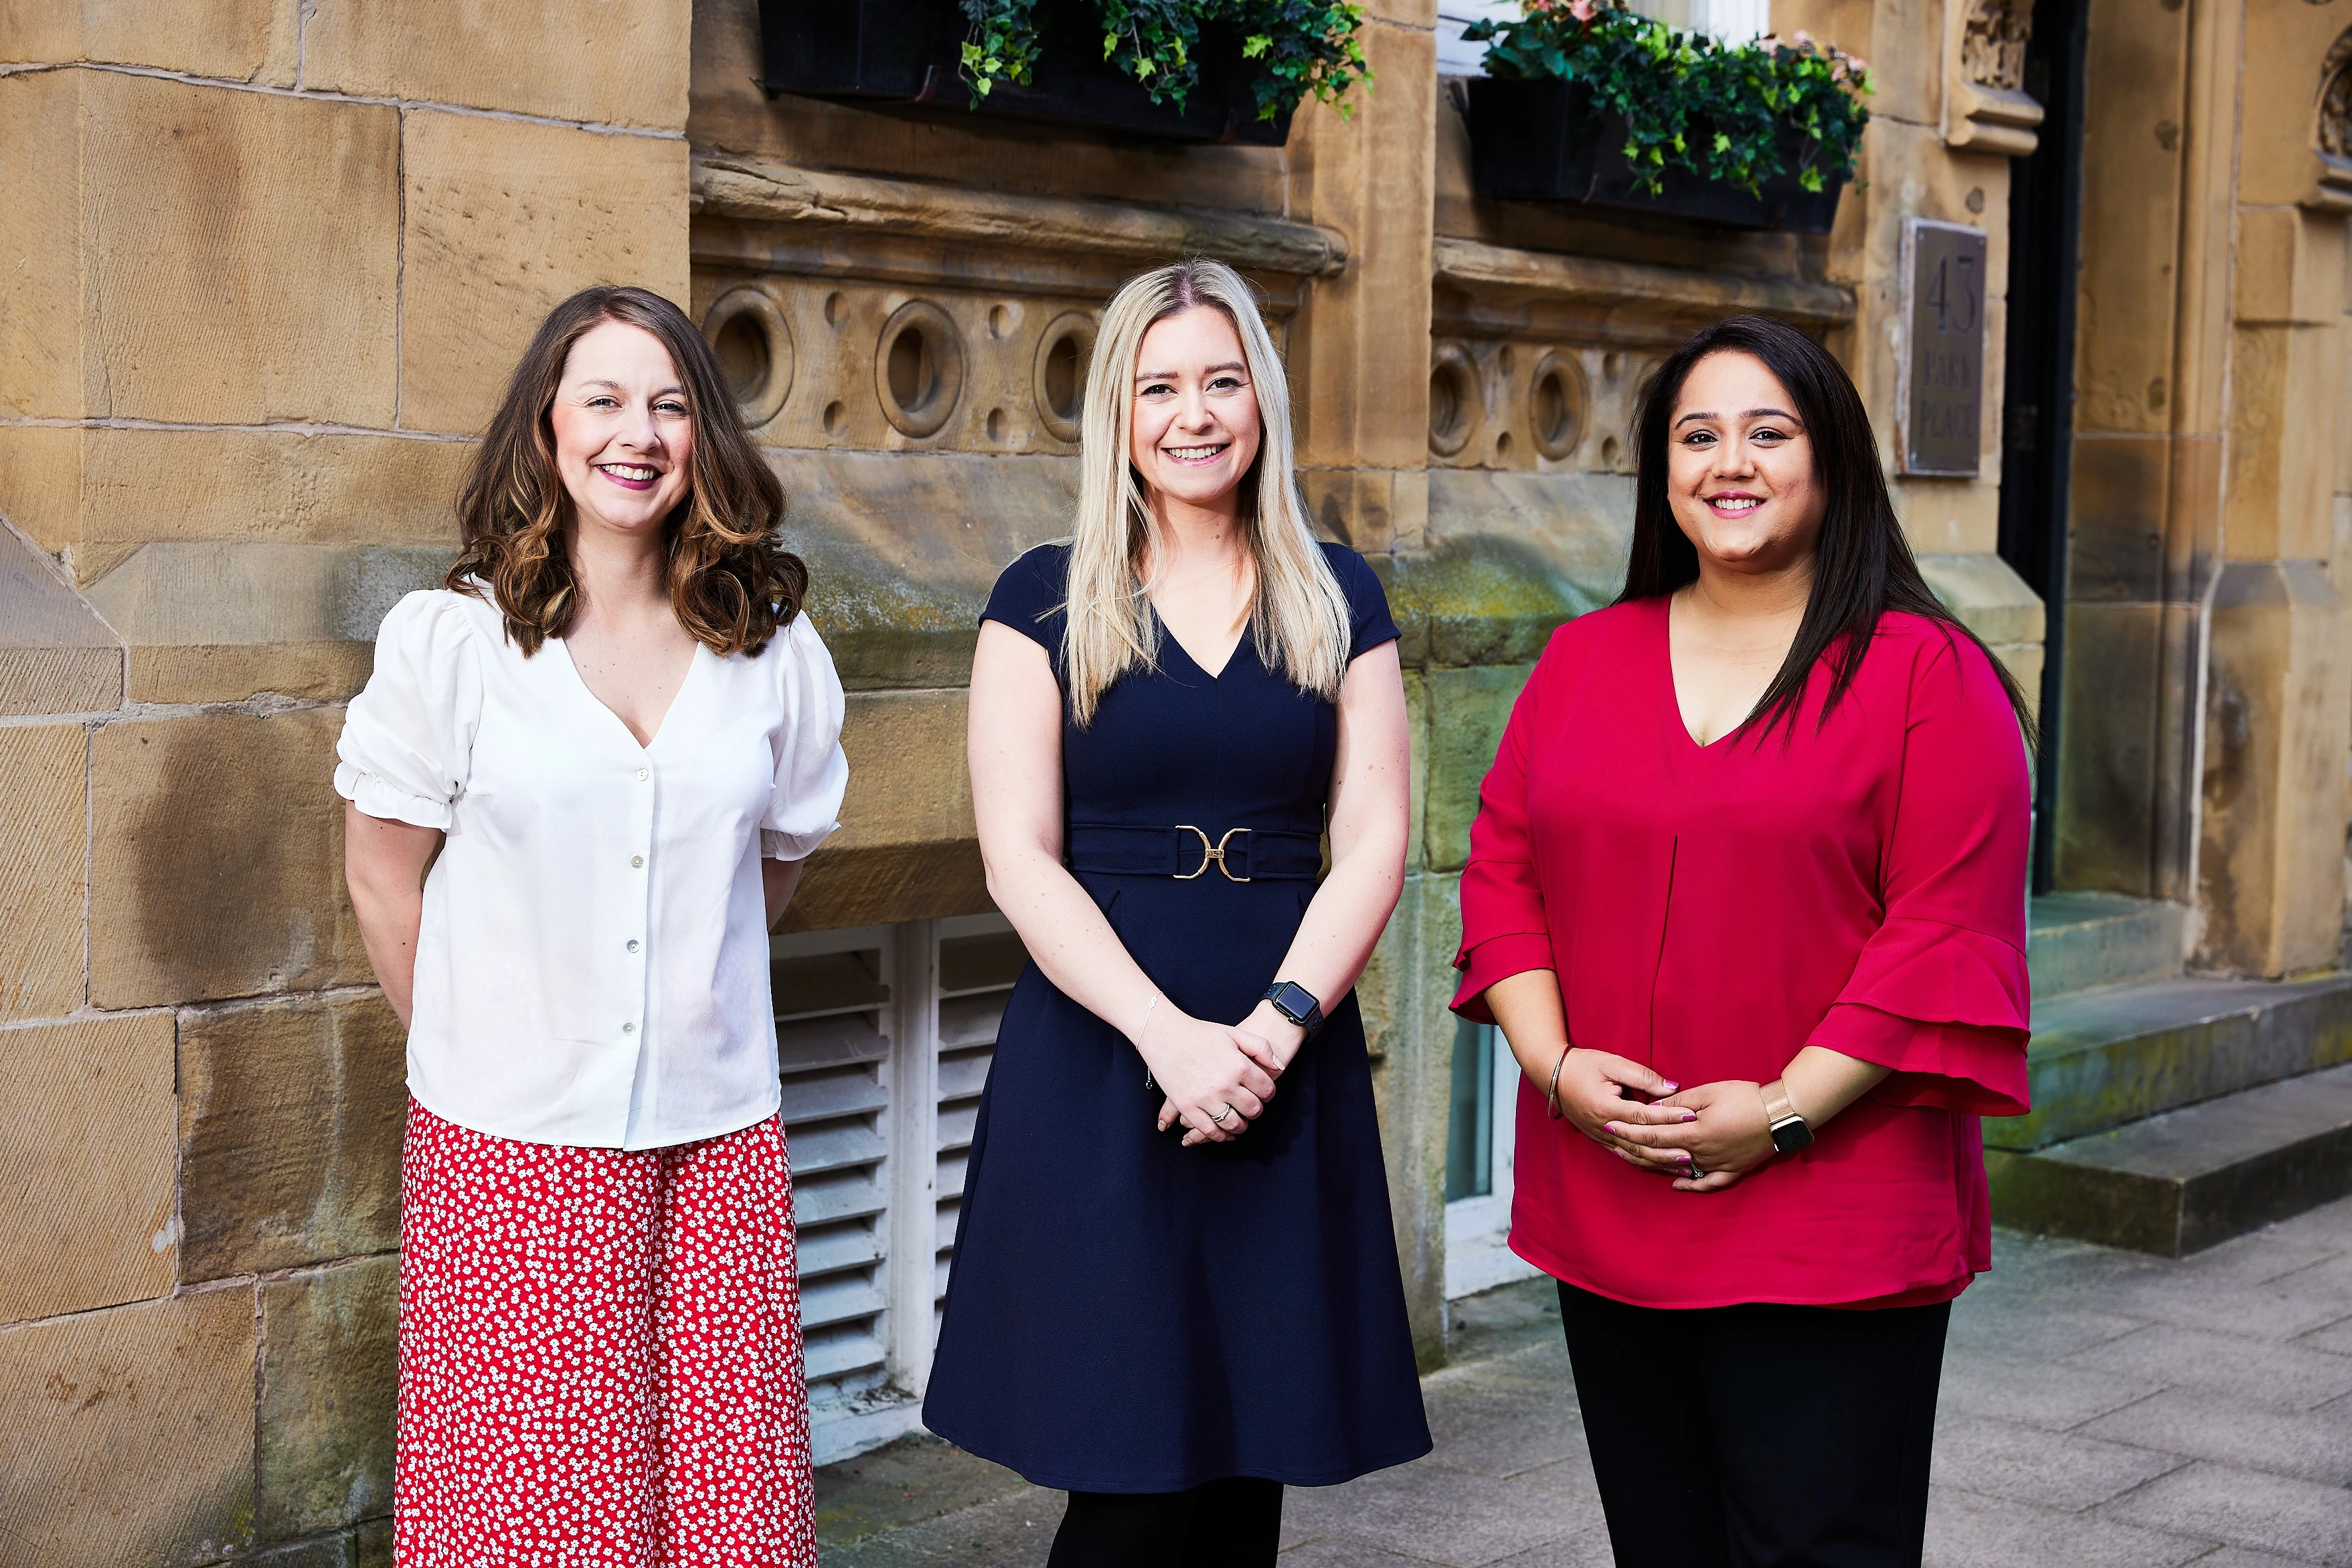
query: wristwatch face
1770 1117 1814 1154
1268 980 1319 1028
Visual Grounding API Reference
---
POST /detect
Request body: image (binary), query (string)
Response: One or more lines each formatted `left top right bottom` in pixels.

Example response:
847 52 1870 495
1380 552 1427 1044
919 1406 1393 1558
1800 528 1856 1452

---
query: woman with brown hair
337 285 845 1567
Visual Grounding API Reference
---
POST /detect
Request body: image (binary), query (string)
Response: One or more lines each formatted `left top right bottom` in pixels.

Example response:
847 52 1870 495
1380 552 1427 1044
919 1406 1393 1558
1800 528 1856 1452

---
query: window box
1465 76 1845 234
760 0 1294 147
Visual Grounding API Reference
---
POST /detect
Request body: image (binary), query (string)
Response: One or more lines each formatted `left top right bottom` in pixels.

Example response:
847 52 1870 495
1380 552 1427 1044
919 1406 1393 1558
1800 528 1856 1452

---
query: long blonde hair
1060 259 1353 726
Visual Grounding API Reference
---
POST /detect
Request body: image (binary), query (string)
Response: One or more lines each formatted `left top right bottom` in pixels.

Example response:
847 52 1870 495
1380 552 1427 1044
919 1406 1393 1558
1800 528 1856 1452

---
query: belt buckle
1174 826 1252 883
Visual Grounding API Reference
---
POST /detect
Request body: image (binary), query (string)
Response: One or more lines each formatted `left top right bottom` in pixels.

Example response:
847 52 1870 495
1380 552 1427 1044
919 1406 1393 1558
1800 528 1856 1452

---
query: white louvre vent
772 913 1025 1464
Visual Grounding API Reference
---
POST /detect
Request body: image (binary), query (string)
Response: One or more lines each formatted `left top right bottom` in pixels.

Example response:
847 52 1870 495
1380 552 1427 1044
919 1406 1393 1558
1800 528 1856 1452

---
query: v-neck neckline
1659 597 1748 753
1151 605 1250 682
554 635 706 753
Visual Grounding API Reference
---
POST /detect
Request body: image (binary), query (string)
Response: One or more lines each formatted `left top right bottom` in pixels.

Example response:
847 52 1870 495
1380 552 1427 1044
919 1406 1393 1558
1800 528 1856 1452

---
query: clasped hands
1551 1048 1778 1194
1137 1000 1307 1147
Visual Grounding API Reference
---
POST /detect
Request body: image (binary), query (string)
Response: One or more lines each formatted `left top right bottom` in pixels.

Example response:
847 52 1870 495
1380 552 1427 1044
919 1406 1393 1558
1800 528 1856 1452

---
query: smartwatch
1760 1079 1813 1153
1262 980 1325 1037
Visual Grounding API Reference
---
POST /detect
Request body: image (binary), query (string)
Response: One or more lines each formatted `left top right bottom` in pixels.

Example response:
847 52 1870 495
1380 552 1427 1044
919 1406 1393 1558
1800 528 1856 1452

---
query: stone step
1986 1060 2352 1256
2027 892 2187 998
1991 972 2352 1152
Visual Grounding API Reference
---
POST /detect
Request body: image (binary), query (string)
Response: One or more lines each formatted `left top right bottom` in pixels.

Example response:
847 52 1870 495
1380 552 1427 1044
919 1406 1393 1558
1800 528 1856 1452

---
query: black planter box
760 0 1294 147
1466 76 1845 234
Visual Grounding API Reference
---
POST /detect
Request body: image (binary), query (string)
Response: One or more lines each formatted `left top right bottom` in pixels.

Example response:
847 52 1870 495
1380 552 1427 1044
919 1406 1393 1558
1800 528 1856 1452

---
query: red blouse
1452 597 2032 1309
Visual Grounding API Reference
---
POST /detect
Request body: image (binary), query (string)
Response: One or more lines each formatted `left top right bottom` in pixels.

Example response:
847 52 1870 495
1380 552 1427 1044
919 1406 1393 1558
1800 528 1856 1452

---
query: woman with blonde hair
924 258 1430 1565
338 284 845 1566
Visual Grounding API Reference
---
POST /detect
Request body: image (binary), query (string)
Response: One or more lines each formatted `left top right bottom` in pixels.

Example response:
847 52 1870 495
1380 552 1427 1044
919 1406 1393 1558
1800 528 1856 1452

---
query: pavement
815 1195 2352 1567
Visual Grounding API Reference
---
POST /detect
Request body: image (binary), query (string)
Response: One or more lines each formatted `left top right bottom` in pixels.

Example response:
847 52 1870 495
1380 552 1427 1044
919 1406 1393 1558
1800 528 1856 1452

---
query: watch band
1263 980 1325 1036
1760 1079 1814 1153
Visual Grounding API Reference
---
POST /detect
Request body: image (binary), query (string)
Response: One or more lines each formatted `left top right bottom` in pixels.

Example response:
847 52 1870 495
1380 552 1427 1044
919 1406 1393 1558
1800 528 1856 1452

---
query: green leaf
1801 165 1824 191
1242 33 1270 58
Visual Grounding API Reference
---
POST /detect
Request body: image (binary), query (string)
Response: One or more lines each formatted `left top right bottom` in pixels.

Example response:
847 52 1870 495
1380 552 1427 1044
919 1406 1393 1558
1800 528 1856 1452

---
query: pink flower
1568 0 1597 19
1792 28 1813 44
1849 56 1869 72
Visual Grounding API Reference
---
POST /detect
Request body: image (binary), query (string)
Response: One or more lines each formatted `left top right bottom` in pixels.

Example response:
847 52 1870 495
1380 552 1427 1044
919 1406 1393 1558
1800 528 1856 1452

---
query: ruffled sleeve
760 613 850 862
1448 630 1565 1023
1808 632 2033 1115
333 591 481 830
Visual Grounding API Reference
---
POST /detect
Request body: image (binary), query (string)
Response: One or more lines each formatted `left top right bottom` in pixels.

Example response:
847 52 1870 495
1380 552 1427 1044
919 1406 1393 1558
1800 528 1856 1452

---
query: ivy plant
1466 1 1871 195
959 0 1371 122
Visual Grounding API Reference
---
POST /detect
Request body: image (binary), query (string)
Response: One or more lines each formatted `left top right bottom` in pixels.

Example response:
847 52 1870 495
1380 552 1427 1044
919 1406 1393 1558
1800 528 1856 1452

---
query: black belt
1066 823 1324 882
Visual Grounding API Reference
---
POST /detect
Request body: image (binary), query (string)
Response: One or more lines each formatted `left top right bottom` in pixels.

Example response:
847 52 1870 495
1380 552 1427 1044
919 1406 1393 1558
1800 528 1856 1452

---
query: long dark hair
447 285 806 657
1616 314 2033 747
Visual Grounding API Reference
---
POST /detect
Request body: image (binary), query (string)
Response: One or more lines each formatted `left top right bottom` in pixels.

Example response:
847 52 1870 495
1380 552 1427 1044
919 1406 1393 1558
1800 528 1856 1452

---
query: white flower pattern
395 1103 815 1567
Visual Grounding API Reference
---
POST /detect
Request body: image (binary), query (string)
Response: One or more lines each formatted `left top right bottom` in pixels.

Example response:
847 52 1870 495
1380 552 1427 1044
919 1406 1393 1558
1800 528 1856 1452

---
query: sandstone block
0 0 298 81
400 112 690 434
0 427 469 589
0 73 82 421
90 708 364 1009
88 541 453 704
258 1257 397 1539
2056 599 2169 898
0 726 87 1022
305 0 690 128
2225 323 2341 563
178 992 406 1281
831 689 975 852
0 1287 257 1566
1422 664 1534 874
80 72 398 425
2064 431 2171 603
0 510 120 713
1916 552 2045 649
0 1013 176 1324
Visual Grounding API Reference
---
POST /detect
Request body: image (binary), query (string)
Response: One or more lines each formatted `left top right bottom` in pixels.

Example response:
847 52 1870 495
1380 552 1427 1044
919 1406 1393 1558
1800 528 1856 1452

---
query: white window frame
1444 1025 1541 1299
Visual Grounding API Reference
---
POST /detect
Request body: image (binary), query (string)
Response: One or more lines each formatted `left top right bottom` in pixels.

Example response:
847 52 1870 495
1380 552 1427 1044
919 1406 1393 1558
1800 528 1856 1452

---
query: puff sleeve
759 613 850 862
334 591 481 830
1806 634 2034 1116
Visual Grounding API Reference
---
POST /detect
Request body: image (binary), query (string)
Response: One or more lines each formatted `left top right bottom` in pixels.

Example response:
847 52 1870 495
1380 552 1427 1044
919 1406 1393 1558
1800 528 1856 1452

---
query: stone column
2195 3 2352 975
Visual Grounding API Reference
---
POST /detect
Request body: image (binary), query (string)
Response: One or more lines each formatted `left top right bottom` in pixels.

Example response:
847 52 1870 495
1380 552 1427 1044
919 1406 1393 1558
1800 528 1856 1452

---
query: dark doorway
1997 0 2090 894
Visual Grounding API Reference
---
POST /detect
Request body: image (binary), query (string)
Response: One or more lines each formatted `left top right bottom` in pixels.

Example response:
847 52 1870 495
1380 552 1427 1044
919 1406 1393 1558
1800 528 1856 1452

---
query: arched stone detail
2319 29 2352 161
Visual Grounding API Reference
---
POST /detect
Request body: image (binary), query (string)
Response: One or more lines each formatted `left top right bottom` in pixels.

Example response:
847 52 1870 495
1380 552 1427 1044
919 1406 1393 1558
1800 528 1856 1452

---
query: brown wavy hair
446 284 805 657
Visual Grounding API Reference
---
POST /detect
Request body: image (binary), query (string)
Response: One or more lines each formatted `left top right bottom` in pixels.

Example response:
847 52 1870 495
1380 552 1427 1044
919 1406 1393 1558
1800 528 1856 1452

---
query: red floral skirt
394 1102 814 1567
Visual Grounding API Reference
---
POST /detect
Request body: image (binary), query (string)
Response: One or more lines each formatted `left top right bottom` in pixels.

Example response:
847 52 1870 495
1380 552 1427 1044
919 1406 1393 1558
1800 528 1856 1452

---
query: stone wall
0 3 691 1560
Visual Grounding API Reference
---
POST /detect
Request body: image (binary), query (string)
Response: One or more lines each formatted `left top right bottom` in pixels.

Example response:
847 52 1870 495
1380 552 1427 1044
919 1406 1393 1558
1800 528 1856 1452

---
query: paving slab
1921 1485 2216 1568
1938 1348 2164 1431
2077 1387 2352 1487
1928 1413 2185 1512
2098 1462 2352 1566
2065 1323 2352 1411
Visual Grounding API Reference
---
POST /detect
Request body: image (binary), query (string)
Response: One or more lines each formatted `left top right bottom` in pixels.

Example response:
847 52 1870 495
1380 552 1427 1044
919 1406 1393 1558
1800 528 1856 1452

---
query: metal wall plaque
1900 219 1989 476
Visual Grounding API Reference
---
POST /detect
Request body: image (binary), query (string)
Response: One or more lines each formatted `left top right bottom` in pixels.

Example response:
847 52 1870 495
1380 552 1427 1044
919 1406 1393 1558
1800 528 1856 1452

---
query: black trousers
1558 1281 1949 1568
1046 1477 1283 1568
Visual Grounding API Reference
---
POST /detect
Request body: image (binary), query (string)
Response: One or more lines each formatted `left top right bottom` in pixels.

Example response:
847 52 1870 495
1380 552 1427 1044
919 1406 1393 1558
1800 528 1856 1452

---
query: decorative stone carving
1945 0 2044 157
1961 0 2031 92
2313 31 2352 212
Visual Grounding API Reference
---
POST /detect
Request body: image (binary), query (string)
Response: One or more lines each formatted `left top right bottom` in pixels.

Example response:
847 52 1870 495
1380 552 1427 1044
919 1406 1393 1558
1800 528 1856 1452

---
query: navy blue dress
922 542 1432 1493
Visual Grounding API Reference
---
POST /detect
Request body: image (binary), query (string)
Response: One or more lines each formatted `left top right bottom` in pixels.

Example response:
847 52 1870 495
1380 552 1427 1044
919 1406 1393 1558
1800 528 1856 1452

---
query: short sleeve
979 544 1070 655
333 591 481 830
760 614 851 861
1325 544 1401 662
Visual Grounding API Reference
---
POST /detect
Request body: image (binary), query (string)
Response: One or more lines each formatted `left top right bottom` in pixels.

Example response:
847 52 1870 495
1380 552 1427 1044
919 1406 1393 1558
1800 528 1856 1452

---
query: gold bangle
1546 1045 1571 1120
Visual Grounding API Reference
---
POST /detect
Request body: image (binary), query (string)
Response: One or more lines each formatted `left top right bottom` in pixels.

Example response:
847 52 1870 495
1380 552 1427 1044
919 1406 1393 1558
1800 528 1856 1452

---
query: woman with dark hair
1454 313 2033 1567
337 284 845 1566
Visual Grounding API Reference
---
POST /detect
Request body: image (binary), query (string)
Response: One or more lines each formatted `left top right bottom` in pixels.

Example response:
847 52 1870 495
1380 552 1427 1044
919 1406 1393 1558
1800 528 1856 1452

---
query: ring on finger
1209 1104 1234 1124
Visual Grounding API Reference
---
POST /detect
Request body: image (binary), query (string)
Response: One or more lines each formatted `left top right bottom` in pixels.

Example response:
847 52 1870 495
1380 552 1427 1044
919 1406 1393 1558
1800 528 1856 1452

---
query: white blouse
334 588 849 1150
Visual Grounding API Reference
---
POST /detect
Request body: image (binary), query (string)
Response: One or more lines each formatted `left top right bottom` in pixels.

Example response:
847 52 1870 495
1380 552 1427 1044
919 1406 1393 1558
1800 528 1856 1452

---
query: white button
630 854 644 868
622 1022 636 1034
635 767 649 781
626 939 639 953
